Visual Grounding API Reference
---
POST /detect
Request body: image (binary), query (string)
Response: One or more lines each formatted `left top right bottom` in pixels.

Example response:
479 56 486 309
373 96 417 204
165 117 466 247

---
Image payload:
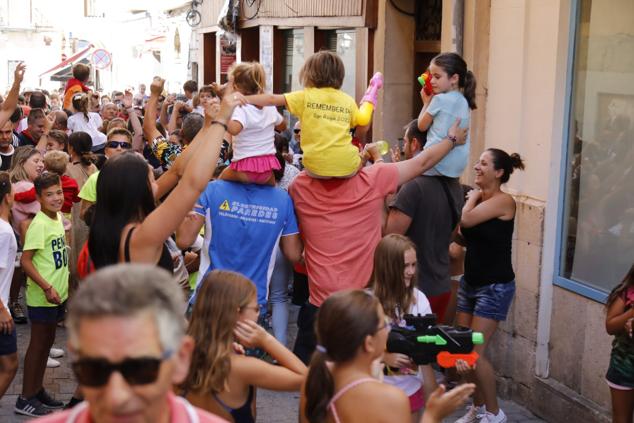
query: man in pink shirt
33 264 227 423
289 122 466 363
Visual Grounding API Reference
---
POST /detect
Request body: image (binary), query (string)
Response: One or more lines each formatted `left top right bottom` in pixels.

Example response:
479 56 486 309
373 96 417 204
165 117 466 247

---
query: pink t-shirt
289 164 399 306
33 392 228 423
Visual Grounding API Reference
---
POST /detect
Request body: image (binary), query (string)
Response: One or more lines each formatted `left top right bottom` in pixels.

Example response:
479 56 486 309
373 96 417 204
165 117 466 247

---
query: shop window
559 0 634 300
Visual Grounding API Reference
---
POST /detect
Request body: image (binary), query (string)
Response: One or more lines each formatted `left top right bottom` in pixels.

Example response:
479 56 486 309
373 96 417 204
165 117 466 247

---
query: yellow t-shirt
78 170 99 203
22 211 69 307
284 88 360 177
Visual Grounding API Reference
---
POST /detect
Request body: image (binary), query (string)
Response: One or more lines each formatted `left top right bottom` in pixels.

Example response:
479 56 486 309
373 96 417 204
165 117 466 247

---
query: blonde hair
106 127 133 143
299 50 344 89
106 118 127 133
229 62 266 95
9 146 42 183
44 150 69 176
182 270 257 395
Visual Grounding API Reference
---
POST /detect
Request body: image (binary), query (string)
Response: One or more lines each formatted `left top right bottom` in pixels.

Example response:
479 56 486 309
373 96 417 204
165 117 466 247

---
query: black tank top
461 217 515 287
212 386 255 423
123 227 174 273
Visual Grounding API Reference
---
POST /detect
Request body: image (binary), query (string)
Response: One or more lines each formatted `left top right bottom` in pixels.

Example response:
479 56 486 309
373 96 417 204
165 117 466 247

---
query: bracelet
447 134 458 148
211 120 228 131
374 158 385 163
44 286 53 292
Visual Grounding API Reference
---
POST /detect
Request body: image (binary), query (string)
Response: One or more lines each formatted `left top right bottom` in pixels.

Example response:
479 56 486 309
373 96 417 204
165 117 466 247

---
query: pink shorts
230 154 280 183
409 387 425 412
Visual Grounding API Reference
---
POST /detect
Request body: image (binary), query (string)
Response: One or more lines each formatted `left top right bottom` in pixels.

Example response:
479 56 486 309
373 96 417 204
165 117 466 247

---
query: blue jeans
456 278 515 321
268 248 291 346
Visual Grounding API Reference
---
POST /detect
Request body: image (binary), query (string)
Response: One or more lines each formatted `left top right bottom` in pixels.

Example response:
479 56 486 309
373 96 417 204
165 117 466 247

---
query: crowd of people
0 49 552 423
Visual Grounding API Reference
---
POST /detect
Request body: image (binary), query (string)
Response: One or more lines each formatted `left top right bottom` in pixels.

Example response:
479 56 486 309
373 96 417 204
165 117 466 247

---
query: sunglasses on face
71 351 172 387
293 129 301 134
106 141 131 149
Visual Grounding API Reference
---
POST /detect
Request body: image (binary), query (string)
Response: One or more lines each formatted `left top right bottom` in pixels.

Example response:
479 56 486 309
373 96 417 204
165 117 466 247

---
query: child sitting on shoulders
417 52 476 178
240 50 371 179
219 62 286 185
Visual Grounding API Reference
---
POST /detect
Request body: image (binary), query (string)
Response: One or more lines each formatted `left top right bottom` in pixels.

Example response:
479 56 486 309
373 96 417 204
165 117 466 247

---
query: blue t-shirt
424 91 470 178
192 181 299 305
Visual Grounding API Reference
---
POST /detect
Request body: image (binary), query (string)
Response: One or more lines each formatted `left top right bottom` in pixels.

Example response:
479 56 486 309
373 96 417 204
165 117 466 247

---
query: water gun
417 70 433 96
357 72 383 126
386 313 484 368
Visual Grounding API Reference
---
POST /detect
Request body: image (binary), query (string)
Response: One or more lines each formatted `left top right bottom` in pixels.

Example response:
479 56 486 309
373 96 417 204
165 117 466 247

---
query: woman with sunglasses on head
86 78 242 273
181 270 307 422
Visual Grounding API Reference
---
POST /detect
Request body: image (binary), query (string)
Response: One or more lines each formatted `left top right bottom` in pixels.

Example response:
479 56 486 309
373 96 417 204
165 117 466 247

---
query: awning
39 44 95 81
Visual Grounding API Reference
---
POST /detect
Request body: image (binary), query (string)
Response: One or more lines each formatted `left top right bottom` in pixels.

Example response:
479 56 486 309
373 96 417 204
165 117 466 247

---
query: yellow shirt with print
22 211 69 307
284 87 360 177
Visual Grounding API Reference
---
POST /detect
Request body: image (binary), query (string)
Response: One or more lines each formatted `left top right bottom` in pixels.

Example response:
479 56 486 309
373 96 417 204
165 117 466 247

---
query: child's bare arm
20 250 62 304
246 93 287 108
227 120 243 136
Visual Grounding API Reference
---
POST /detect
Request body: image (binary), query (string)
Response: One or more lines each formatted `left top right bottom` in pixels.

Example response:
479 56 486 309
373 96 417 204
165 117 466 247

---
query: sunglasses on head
293 129 301 134
71 351 172 387
106 141 131 149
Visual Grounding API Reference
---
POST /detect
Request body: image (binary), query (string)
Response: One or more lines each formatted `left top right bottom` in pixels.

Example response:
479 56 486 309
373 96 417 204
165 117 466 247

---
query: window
559 0 634 298
320 29 357 98
281 29 304 93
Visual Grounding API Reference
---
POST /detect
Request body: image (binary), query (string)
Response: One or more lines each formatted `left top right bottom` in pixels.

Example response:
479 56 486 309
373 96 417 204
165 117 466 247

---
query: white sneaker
480 409 507 423
49 348 65 358
46 357 61 368
455 404 485 423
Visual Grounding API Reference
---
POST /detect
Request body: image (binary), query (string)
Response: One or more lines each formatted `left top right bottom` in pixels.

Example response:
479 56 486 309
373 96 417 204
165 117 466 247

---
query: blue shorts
27 302 67 324
0 327 17 356
456 278 515 321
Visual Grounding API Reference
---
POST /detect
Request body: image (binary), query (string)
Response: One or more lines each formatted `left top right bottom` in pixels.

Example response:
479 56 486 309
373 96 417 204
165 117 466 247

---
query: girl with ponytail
67 93 107 152
453 148 525 423
417 52 476 178
301 289 410 423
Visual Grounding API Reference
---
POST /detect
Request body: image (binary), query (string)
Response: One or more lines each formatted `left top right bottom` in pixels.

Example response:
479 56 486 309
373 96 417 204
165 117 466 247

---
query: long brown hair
370 234 418 321
305 290 381 423
181 270 257 395
606 264 634 308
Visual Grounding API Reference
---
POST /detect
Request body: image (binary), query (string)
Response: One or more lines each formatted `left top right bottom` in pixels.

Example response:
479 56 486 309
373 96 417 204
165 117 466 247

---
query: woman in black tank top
88 78 242 270
453 148 525 423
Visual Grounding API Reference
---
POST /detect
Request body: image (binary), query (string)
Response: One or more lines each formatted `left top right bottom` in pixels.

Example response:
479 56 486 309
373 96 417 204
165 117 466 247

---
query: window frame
554 0 609 304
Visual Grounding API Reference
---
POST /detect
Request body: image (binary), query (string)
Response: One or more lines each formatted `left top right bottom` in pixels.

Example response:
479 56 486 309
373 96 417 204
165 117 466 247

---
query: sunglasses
106 141 131 149
71 351 172 387
293 129 301 134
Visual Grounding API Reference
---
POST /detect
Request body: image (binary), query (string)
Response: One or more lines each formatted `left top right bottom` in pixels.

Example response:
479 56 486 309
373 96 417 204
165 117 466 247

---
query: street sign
92 49 112 69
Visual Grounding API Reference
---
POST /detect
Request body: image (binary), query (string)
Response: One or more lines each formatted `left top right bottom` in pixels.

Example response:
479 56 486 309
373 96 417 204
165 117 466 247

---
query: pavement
0 303 546 422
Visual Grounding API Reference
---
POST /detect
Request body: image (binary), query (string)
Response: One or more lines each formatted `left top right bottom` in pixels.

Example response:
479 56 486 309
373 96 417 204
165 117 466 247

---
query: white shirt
67 112 107 148
384 288 432 396
231 105 283 161
0 219 17 308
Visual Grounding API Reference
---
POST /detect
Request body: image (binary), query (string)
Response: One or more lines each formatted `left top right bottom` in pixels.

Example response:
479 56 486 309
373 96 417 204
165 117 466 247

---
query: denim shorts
456 278 515 321
27 301 67 324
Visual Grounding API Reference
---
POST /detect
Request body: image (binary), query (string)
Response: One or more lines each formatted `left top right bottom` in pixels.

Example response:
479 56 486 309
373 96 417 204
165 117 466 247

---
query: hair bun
510 153 525 170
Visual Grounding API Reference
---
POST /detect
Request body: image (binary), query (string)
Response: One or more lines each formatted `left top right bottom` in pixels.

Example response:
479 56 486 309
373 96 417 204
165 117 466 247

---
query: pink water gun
357 72 383 126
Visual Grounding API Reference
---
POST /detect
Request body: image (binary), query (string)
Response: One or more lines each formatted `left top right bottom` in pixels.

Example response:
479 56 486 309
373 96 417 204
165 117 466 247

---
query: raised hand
150 77 165 96
13 62 26 84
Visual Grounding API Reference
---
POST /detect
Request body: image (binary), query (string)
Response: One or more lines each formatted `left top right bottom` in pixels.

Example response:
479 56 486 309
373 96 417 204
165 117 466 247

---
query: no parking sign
92 49 112 69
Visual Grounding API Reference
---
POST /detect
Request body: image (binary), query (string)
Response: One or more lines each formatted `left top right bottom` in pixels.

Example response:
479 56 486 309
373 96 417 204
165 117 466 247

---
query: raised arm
0 63 25 128
417 88 434 131
143 80 164 142
159 95 173 128
394 118 467 186
460 190 515 228
130 86 241 258
123 91 144 152
245 93 287 108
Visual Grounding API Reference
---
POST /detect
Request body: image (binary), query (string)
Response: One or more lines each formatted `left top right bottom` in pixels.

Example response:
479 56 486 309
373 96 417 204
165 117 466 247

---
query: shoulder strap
328 377 378 412
123 226 136 262
437 177 460 229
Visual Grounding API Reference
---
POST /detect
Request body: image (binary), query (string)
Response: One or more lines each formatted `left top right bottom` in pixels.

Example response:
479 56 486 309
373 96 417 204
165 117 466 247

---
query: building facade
192 1 632 421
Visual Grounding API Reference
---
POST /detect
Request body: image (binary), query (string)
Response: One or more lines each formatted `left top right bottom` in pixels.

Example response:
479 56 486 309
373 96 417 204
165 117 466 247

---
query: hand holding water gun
418 70 433 96
357 72 384 126
387 313 484 368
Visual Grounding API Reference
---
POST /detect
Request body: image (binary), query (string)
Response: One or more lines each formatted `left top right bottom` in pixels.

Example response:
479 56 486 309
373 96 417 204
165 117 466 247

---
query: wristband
447 134 457 148
374 158 385 163
211 120 228 131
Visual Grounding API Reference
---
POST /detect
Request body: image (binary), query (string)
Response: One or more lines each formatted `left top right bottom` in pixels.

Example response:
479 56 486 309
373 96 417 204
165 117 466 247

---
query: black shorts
27 301 67 324
0 327 17 356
